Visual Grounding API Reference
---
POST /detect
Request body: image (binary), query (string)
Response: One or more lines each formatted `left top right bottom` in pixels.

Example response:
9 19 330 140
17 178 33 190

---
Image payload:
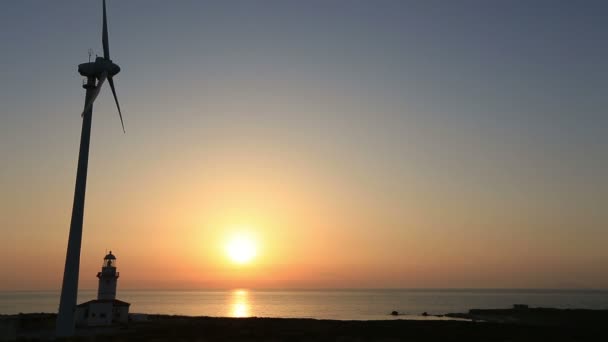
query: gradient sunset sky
1 0 607 290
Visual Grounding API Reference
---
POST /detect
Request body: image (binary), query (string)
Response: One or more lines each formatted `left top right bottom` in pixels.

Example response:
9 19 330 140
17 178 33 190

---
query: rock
390 311 399 316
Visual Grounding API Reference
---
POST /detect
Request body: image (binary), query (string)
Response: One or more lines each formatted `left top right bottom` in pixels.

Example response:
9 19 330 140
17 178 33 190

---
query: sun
225 235 257 264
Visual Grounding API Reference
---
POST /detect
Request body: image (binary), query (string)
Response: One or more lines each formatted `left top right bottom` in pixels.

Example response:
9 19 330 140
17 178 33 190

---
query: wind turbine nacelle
78 58 120 78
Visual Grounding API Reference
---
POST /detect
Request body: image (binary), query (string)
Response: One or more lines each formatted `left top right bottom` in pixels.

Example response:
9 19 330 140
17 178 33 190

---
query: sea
1 289 607 320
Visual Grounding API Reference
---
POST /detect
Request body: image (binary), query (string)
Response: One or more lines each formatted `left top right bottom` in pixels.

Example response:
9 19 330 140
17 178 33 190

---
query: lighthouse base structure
75 299 130 326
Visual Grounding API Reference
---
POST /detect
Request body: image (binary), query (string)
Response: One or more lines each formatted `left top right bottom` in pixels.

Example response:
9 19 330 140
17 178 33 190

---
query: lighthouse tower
97 251 119 300
75 251 130 326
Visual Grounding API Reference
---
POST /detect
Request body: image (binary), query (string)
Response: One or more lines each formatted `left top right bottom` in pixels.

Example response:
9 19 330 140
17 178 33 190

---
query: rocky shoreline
445 306 608 326
1 307 606 341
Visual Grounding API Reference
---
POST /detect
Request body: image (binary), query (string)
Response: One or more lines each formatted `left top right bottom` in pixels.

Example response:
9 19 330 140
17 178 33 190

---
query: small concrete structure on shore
75 252 130 326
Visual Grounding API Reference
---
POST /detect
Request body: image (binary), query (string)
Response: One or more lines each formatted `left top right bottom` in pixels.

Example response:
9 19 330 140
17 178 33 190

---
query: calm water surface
1 289 607 320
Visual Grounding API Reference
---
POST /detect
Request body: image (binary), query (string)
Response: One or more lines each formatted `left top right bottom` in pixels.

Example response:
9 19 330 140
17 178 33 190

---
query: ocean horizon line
3 288 607 293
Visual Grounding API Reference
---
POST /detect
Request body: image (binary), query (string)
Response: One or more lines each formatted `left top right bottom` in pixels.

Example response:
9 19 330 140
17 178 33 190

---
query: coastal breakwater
445 307 608 326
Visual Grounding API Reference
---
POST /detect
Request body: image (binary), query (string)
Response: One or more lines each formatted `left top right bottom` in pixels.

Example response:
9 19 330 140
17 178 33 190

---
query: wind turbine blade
108 76 125 133
81 73 107 117
102 0 110 60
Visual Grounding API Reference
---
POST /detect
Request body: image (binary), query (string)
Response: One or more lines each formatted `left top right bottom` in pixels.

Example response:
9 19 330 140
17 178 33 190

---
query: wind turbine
56 0 124 336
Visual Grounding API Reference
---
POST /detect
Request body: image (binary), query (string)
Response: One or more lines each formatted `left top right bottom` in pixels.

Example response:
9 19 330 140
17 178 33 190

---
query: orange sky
3 144 607 290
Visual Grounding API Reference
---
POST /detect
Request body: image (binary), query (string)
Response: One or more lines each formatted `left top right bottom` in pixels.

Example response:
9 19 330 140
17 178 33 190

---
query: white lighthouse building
75 251 130 326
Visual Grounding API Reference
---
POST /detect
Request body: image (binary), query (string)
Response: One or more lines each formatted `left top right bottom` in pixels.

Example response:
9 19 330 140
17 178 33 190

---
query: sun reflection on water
230 289 251 317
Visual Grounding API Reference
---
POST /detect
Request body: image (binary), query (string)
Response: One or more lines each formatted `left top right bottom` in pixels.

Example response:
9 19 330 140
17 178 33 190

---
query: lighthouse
75 252 130 326
97 251 119 300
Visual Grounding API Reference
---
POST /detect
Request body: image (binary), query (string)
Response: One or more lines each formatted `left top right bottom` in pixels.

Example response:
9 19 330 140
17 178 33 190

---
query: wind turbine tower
56 0 125 336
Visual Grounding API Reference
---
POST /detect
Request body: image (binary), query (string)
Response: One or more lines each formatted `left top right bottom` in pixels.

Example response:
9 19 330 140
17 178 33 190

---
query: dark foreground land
2 308 607 341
